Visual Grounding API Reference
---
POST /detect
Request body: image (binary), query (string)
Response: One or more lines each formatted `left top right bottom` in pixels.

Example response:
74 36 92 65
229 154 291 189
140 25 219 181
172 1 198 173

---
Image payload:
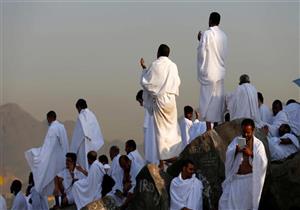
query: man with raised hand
70 99 104 170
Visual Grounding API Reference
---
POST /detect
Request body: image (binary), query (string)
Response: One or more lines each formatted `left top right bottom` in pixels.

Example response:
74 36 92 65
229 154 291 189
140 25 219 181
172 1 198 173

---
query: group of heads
46 98 88 125
258 93 298 117
109 139 138 172
109 145 131 171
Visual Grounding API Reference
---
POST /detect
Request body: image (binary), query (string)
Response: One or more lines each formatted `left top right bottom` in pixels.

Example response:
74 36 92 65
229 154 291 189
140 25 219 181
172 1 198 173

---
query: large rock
83 196 119 210
261 152 300 210
127 164 171 210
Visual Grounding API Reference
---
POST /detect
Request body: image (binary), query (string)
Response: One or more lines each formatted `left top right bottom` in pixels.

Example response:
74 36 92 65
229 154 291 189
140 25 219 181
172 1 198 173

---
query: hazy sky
1 0 299 143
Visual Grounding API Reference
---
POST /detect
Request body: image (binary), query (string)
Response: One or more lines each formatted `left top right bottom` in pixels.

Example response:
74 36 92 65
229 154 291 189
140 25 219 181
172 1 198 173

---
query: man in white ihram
179 106 206 148
25 111 69 196
170 159 203 210
72 151 105 210
268 124 299 161
226 74 261 125
70 99 104 170
140 44 182 169
219 118 268 210
197 12 227 130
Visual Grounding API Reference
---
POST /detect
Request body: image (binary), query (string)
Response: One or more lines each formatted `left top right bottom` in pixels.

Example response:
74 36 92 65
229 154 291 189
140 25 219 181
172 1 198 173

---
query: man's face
47 117 51 125
278 125 289 137
185 112 193 121
10 184 14 194
88 159 94 166
125 144 132 154
66 157 75 170
109 149 115 161
242 125 254 141
47 116 54 126
272 104 281 116
182 163 195 179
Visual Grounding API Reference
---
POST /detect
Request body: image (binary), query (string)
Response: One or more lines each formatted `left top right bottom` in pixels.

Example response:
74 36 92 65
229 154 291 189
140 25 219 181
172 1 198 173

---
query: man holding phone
219 119 268 210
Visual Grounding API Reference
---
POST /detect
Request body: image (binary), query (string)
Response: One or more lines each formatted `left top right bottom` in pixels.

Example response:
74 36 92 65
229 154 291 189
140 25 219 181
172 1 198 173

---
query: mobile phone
237 137 246 148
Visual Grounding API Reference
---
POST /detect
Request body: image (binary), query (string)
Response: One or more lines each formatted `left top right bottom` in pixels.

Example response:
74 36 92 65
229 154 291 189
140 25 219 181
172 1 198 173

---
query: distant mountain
0 103 141 194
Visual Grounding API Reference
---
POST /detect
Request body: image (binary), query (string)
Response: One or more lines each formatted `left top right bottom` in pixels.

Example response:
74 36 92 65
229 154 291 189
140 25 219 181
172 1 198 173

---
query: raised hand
140 58 147 69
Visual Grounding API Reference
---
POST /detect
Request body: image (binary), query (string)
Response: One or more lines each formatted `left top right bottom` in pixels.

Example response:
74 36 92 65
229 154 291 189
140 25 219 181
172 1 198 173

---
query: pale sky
1 0 299 143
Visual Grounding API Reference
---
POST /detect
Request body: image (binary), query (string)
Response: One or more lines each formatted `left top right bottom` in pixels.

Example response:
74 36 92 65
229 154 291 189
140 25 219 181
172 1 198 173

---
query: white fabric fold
189 119 207 142
127 150 145 168
144 109 159 164
109 154 124 192
266 110 289 137
27 187 48 210
226 83 261 125
268 133 300 161
11 192 28 210
259 104 273 124
284 103 300 136
72 161 105 210
0 195 7 210
70 108 104 169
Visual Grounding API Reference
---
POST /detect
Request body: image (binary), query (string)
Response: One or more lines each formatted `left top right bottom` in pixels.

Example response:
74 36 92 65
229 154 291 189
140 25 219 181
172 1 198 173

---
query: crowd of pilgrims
1 11 300 210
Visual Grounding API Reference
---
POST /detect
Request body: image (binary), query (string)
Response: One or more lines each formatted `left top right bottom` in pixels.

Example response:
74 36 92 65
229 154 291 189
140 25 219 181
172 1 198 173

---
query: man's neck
246 137 254 151
112 153 119 160
69 166 75 172
181 173 191 180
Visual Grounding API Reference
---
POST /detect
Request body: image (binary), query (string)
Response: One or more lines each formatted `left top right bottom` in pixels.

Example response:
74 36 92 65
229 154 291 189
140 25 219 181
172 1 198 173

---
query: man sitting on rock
268 124 300 161
53 153 86 208
118 155 143 210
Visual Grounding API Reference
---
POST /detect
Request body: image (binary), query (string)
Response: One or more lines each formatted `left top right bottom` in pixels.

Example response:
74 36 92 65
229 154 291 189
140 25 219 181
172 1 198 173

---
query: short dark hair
47 111 56 119
280 124 291 133
98 155 109 165
119 155 130 165
66 152 77 164
286 99 297 105
76 99 88 109
87 151 97 162
257 92 264 103
184 106 193 115
11 180 22 193
239 74 250 85
181 159 195 171
110 146 120 154
241 118 255 129
126 139 137 150
136 90 143 101
158 44 170 57
209 12 221 25
272 99 283 110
